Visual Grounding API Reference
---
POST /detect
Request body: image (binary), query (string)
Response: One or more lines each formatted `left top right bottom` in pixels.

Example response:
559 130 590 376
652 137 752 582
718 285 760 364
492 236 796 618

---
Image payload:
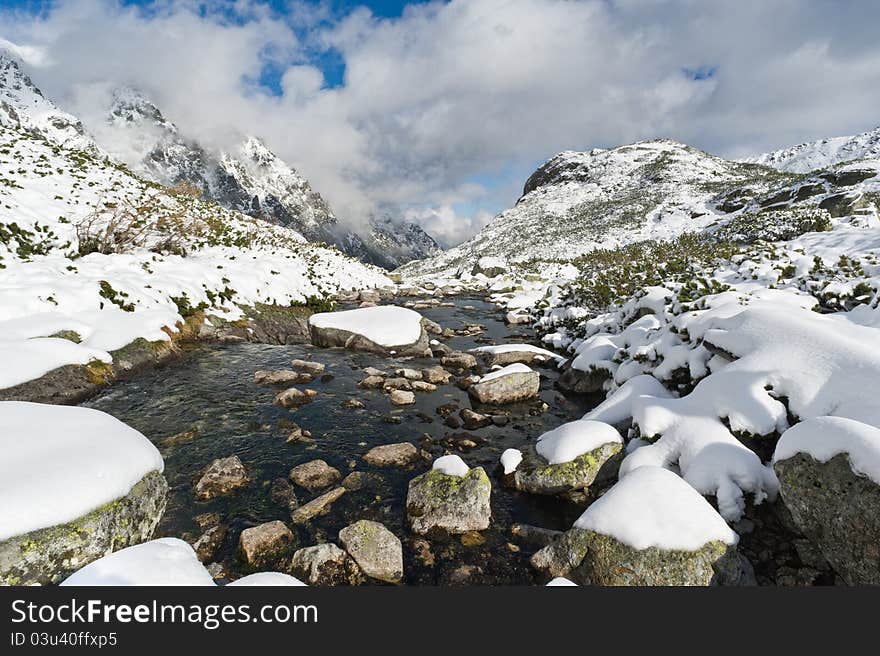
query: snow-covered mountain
99 87 439 268
0 51 97 153
399 139 798 278
742 125 880 173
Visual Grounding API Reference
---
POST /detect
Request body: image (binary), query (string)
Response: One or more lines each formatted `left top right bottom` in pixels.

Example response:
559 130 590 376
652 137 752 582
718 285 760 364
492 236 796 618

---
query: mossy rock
514 442 623 496
775 452 880 585
0 470 168 585
406 467 491 535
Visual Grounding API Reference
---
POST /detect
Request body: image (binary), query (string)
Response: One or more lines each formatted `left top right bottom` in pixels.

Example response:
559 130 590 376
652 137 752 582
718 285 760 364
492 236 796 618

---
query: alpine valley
3 44 880 589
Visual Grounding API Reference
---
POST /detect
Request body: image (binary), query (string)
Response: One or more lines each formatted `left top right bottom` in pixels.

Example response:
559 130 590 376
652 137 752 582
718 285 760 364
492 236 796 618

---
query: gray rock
395 368 423 380
532 528 746 586
291 487 346 524
192 524 227 563
406 467 491 535
269 478 299 509
0 471 167 585
441 352 478 370
513 442 623 496
775 452 880 584
274 387 317 409
390 390 415 405
363 442 420 467
291 359 325 375
341 471 381 491
194 456 249 499
459 408 491 429
289 543 364 586
289 460 342 492
239 521 294 567
254 370 311 385
358 375 386 389
468 370 540 405
411 381 437 393
338 520 404 583
309 315 431 357
383 377 413 391
422 366 452 384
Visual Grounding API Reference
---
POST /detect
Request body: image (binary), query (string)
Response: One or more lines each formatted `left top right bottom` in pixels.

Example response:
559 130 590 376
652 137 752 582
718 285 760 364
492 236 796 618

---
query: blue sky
2 1 880 245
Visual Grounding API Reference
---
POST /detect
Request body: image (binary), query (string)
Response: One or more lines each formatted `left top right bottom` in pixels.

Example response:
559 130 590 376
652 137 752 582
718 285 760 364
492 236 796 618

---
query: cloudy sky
2 0 880 245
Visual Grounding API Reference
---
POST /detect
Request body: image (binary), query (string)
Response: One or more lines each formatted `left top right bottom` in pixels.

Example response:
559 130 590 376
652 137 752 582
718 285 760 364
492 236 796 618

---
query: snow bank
228 572 307 586
500 448 523 474
309 305 423 347
479 362 534 383
432 455 470 477
535 420 622 465
0 338 111 390
774 416 880 484
546 577 578 586
61 539 214 586
575 467 738 550
583 374 673 426
0 402 164 540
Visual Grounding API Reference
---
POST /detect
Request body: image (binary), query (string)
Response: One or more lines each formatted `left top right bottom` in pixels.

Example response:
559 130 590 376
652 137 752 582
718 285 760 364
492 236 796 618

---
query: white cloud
2 0 880 245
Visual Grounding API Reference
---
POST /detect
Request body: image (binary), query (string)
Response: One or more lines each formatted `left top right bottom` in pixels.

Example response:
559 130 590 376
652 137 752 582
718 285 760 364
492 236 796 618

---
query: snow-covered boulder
0 402 167 585
773 417 880 584
468 363 540 405
61 538 214 586
582 374 673 428
227 572 307 586
308 305 431 356
514 420 623 496
338 520 403 584
532 468 745 586
406 457 491 535
471 256 507 278
471 343 563 367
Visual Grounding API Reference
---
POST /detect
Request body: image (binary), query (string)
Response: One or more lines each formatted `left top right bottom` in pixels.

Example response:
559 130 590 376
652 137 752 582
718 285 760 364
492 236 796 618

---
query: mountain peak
108 86 176 134
743 125 880 173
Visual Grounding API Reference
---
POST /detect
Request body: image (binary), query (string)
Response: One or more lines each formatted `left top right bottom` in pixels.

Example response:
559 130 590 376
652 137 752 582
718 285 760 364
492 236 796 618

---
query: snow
478 362 534 383
535 420 622 465
471 343 564 362
583 374 673 426
0 402 164 540
432 454 470 477
309 305 424 347
742 125 880 173
500 448 523 474
546 577 578 586
575 467 738 550
61 539 215 586
228 572 307 586
774 416 880 484
0 338 111 390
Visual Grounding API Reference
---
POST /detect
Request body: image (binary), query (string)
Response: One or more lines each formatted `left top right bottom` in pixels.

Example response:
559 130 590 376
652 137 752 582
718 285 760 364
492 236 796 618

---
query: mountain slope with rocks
742 125 880 173
99 87 439 268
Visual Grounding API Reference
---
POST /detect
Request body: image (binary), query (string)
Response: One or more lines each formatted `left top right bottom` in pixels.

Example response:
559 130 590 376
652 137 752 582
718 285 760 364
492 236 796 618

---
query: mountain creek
82 296 602 585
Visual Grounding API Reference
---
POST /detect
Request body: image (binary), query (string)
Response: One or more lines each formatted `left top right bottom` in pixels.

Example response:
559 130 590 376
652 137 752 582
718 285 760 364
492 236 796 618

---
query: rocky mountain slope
100 87 438 268
0 52 390 393
400 135 880 280
742 125 880 173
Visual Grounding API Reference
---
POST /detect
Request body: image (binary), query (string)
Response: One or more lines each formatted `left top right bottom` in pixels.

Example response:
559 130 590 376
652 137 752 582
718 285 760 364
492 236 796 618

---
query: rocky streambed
81 296 600 585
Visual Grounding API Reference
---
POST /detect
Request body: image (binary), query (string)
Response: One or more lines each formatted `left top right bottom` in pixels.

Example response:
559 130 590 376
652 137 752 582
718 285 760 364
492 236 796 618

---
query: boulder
194 456 249 499
239 521 294 567
532 467 745 585
406 464 491 535
358 375 386 389
459 408 491 429
291 359 325 375
0 471 168 586
289 459 342 492
289 543 364 586
471 256 507 278
395 368 423 380
338 520 404 583
773 417 880 584
192 524 227 563
291 487 346 524
513 420 623 495
274 387 317 409
390 390 415 406
383 377 413 391
363 442 421 467
422 366 452 384
472 344 562 367
254 370 310 385
441 352 478 370
411 381 437 393
309 306 431 357
468 364 540 405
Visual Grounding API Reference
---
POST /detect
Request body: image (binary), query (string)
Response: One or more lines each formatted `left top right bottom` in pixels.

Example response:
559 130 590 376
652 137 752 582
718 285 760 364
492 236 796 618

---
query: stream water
83 296 600 584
